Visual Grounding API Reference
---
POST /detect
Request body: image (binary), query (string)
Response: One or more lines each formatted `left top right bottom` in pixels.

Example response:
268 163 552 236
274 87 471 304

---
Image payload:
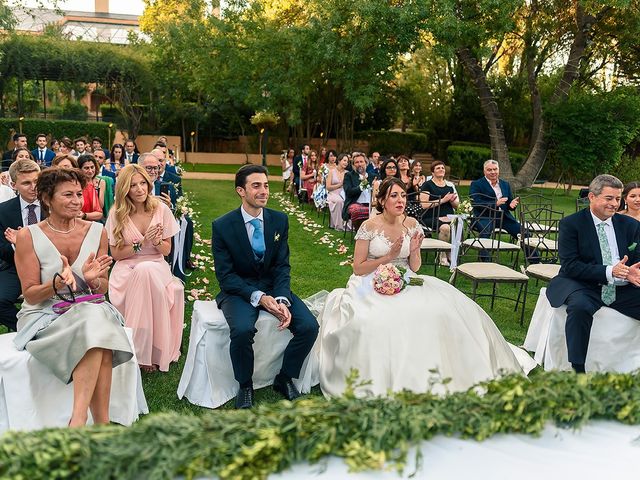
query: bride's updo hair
375 177 407 213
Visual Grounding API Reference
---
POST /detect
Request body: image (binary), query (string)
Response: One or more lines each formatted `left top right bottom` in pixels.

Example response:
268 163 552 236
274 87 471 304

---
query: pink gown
106 202 184 371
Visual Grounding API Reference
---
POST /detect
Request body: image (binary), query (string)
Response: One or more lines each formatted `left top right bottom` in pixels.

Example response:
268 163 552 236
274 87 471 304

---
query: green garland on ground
1 370 639 479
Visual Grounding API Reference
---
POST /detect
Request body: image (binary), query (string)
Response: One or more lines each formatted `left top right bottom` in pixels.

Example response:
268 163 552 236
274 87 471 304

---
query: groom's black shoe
273 376 301 401
235 387 254 409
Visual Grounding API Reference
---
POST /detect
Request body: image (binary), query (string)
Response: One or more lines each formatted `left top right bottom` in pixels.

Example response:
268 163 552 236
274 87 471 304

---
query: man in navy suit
291 144 309 196
124 140 139 164
212 165 318 409
31 134 55 167
1 133 28 172
547 174 640 373
469 159 521 239
0 159 42 331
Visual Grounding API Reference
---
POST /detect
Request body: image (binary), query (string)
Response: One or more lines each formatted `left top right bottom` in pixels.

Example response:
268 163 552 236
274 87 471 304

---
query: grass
145 179 582 413
181 163 283 176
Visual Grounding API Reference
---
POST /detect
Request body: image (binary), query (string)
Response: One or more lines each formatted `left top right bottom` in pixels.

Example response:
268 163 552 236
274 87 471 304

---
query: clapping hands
82 252 112 284
55 255 77 292
4 226 19 245
144 223 163 245
409 230 424 255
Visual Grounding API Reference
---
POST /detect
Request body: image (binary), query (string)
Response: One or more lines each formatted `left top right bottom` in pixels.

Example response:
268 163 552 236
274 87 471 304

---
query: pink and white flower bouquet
372 264 423 296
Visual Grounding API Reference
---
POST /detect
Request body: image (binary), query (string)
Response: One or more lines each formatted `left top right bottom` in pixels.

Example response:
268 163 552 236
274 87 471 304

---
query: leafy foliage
545 87 640 180
447 144 526 179
354 130 428 155
0 118 111 148
1 370 639 479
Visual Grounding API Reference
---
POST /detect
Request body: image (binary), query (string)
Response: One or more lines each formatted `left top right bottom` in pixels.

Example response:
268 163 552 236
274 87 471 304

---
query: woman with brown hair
620 182 640 222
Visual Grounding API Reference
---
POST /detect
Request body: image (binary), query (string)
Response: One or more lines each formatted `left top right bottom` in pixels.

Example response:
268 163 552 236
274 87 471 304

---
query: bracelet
82 213 87 220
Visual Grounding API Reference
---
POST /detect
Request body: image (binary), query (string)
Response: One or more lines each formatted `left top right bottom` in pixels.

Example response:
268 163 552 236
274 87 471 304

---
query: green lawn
181 163 284 176
143 179 581 413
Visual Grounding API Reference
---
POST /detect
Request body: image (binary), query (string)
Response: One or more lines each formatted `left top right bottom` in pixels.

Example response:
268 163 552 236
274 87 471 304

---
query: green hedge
447 145 526 179
0 118 113 147
0 371 638 479
355 130 428 155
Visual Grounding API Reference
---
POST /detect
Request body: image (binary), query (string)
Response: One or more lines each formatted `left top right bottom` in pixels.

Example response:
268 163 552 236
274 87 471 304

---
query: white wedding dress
318 223 536 397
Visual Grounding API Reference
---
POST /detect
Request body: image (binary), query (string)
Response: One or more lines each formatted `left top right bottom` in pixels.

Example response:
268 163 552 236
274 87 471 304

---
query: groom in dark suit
212 164 319 408
547 174 640 373
0 159 43 331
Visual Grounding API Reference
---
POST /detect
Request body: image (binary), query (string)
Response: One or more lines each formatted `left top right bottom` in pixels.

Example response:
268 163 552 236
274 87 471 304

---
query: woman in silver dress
13 168 133 427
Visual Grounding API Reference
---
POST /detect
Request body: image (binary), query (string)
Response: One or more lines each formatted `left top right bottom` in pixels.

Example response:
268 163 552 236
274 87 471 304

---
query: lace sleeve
355 223 376 241
406 219 422 237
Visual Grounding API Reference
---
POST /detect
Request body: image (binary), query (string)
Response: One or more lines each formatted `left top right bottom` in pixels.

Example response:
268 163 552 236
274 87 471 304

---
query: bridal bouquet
456 199 473 215
372 264 423 295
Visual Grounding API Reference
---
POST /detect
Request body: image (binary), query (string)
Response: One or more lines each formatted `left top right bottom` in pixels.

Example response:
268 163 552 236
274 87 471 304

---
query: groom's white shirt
241 206 291 308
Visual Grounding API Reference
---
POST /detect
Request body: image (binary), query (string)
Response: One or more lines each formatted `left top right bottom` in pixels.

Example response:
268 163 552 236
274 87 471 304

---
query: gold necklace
46 218 76 234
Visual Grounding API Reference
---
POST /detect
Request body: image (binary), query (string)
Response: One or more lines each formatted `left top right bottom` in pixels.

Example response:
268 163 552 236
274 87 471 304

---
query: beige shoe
439 252 450 267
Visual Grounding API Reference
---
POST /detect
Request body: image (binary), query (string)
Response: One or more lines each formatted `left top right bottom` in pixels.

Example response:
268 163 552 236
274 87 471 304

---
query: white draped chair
0 328 148 432
178 300 319 409
524 287 640 372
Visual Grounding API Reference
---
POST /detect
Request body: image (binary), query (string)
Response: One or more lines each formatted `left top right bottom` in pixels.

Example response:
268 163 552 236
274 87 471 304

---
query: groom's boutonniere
274 232 281 242
629 242 637 252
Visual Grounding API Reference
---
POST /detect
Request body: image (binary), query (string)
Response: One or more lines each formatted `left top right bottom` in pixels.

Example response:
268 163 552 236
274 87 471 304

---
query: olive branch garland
1 370 639 479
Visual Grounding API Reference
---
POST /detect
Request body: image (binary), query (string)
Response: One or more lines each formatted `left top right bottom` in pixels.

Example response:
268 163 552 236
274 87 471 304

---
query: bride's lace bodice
355 222 421 268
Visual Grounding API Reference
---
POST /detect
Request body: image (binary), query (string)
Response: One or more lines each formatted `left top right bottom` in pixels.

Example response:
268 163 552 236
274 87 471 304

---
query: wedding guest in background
13 167 132 427
10 147 35 165
327 153 349 230
109 143 125 175
397 155 412 186
141 153 175 208
342 152 376 232
73 137 88 157
91 137 110 161
281 148 294 193
372 158 400 201
366 151 381 178
50 138 60 154
77 154 105 222
153 148 182 197
0 159 41 331
301 149 317 203
292 144 310 196
106 164 183 373
124 140 139 164
421 160 459 266
1 133 28 171
410 160 426 191
58 137 75 158
93 149 115 217
32 134 55 167
52 154 78 170
619 182 640 222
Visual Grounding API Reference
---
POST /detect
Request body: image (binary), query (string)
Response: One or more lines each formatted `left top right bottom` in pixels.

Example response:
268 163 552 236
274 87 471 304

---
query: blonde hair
111 164 159 248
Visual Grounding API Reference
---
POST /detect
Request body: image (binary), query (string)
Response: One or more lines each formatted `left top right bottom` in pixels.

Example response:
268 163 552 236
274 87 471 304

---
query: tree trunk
456 47 514 180
513 1 593 189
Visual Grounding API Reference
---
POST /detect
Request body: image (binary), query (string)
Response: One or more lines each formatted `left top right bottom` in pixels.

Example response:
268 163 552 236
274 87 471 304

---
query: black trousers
218 293 319 385
0 267 20 331
565 285 640 365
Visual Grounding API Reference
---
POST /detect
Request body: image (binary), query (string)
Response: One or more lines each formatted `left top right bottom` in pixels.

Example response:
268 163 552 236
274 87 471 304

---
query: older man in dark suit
342 152 376 233
547 174 640 373
0 159 42 331
212 164 318 409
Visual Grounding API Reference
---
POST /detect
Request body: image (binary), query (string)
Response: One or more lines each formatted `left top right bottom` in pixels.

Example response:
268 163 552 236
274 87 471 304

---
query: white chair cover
0 328 148 432
524 288 640 372
177 300 319 409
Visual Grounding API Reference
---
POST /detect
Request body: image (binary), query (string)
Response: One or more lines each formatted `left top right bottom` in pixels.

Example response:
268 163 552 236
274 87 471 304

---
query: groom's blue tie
249 218 266 260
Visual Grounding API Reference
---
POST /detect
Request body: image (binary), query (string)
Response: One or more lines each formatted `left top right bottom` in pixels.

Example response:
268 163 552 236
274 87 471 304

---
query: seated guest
420 160 459 266
108 143 126 176
397 155 412 186
327 153 349 230
32 133 56 167
93 149 115 218
51 154 78 170
91 137 110 160
342 152 376 232
212 164 318 408
13 168 133 427
1 133 28 171
77 155 105 222
301 149 317 203
153 142 177 175
73 137 88 157
124 139 139 164
366 151 381 178
106 164 183 372
371 158 400 202
50 138 60 154
547 174 640 373
57 137 75 158
619 182 640 222
141 153 176 208
10 147 35 165
0 159 42 331
469 159 520 239
153 148 182 197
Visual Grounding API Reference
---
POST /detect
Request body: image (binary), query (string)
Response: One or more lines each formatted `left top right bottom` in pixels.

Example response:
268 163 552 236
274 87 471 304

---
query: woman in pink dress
327 153 349 230
106 164 184 372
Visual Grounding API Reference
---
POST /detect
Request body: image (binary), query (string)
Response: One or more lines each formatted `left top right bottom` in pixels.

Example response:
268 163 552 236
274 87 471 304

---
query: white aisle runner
268 421 639 479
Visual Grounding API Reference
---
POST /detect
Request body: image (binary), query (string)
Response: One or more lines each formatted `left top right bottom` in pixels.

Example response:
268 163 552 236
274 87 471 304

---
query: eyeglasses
144 166 160 172
386 166 397 170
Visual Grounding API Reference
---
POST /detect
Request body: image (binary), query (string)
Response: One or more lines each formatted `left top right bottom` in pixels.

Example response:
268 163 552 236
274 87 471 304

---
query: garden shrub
355 130 428 155
0 118 113 146
446 145 526 179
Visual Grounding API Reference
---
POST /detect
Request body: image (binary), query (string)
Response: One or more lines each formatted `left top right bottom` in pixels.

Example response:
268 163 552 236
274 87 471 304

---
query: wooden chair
452 206 529 324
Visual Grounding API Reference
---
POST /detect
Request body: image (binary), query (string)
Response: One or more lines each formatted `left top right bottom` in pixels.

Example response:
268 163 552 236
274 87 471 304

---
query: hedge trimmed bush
0 370 638 479
0 119 113 147
355 130 428 155
447 145 526 179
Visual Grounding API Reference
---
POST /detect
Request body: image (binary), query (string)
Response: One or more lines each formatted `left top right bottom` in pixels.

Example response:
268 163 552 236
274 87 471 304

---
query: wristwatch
275 298 291 307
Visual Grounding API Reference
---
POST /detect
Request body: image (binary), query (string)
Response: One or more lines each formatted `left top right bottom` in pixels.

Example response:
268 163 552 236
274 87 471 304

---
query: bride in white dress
318 177 536 397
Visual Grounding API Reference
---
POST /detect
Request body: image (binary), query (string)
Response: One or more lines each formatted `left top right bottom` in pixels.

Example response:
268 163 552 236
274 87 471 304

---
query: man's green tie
596 222 616 305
